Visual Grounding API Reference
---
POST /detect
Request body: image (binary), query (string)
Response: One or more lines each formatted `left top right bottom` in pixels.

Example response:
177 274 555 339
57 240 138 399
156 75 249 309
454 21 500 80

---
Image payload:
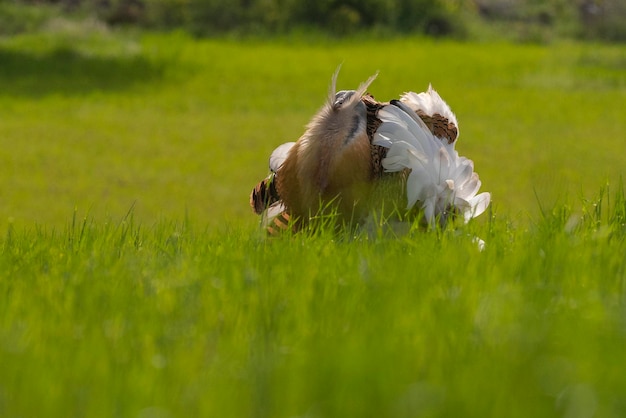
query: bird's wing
250 173 280 215
250 141 295 215
372 101 489 225
269 142 296 173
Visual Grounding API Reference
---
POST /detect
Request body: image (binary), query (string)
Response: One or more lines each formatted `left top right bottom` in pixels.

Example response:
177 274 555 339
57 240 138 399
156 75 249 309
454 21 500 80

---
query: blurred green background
3 0 626 41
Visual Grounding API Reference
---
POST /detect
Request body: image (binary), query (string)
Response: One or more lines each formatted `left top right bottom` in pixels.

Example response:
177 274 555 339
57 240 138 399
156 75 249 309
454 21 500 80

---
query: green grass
1 30 625 229
1 25 626 417
1 188 625 417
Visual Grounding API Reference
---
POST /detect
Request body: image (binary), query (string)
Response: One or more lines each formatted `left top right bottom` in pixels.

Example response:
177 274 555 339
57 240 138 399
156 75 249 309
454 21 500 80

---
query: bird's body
277 133 372 223
265 69 379 228
250 70 490 233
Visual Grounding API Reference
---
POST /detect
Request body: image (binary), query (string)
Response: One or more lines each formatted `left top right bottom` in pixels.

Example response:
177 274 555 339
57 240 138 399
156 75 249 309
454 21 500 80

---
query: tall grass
1 186 625 417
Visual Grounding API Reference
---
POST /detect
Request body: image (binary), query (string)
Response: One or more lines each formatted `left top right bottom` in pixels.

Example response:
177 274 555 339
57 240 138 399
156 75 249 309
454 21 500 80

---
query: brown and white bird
250 70 490 233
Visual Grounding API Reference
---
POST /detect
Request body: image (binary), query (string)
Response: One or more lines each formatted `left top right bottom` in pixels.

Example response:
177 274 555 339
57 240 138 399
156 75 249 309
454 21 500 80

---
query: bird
250 70 490 233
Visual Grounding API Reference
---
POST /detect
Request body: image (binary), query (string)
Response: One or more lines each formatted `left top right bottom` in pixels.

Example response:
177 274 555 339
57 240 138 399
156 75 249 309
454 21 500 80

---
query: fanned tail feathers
373 94 490 226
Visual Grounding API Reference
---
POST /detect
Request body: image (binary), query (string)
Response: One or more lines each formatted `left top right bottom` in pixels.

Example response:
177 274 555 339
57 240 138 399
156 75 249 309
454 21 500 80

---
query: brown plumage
362 93 389 179
250 174 279 215
415 110 458 144
262 69 378 230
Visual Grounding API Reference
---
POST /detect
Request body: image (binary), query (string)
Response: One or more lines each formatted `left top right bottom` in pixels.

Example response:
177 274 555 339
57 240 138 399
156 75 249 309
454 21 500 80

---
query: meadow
1 22 626 417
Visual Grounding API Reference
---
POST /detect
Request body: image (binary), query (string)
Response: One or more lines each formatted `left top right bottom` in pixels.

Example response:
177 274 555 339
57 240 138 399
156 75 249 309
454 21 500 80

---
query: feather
373 100 490 226
401 85 458 131
400 85 459 144
353 72 379 105
269 142 295 173
327 64 344 105
250 142 296 215
263 202 291 236
464 192 491 223
374 104 440 167
250 173 279 215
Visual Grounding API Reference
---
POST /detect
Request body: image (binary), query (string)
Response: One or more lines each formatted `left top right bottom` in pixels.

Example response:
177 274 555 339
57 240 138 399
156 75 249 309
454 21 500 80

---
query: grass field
1 23 626 417
1 27 625 228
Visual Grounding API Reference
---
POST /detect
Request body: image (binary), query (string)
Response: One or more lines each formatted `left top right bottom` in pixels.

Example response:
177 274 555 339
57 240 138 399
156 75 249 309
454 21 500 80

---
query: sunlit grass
0 31 625 229
1 186 625 417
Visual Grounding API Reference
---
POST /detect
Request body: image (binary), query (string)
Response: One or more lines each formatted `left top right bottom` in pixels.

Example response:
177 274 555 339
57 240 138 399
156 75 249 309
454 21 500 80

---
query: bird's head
305 67 378 151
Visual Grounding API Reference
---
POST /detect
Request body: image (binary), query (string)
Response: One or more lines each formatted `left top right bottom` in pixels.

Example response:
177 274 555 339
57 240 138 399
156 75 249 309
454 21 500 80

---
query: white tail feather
373 102 490 225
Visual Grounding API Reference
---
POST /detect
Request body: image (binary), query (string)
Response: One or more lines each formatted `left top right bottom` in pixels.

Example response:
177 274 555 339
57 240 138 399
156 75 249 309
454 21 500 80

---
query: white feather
464 192 491 223
374 103 440 160
269 142 295 173
373 103 490 226
400 85 459 139
261 202 286 228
